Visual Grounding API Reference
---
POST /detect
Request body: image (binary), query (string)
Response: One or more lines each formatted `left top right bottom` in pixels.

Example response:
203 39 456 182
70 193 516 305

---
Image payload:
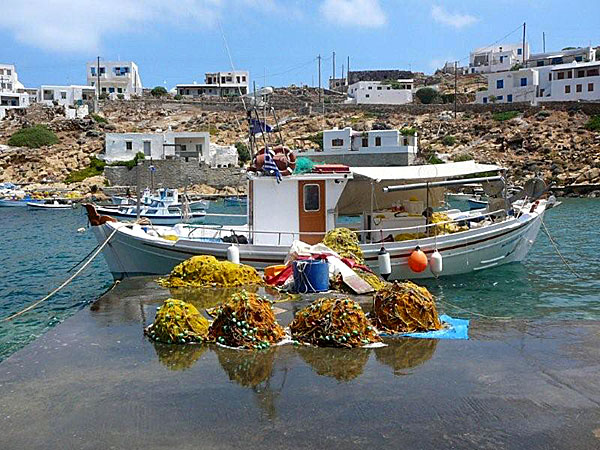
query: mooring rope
540 216 582 278
1 225 121 322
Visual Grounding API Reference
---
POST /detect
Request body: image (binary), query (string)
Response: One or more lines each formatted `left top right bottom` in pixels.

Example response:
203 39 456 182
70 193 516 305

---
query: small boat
27 198 75 209
467 198 488 210
224 196 247 207
111 188 208 211
95 199 206 226
86 161 548 280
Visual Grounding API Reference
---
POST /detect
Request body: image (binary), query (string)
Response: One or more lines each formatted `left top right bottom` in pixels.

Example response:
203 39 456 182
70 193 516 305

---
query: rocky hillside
1 98 599 193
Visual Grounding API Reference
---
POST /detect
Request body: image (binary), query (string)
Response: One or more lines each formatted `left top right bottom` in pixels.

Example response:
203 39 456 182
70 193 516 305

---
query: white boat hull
92 203 546 280
95 206 205 226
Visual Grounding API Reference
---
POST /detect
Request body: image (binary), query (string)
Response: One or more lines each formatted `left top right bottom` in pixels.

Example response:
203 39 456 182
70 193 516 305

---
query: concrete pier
1 278 600 449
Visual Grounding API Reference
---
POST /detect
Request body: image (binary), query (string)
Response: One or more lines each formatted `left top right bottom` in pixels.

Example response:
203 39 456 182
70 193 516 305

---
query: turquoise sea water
0 198 599 362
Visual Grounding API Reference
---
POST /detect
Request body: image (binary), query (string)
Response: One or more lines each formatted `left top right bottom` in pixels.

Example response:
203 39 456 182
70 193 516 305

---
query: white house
299 127 418 166
346 80 413 105
176 71 249 97
86 61 142 99
475 68 539 104
542 61 600 102
527 47 595 69
38 85 96 106
0 64 30 119
469 43 529 74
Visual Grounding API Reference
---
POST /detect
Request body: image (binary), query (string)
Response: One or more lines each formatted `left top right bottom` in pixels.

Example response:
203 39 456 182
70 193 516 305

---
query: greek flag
263 147 282 183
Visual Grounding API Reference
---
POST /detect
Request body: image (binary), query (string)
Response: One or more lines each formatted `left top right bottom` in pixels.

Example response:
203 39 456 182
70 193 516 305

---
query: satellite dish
523 178 547 199
482 178 505 197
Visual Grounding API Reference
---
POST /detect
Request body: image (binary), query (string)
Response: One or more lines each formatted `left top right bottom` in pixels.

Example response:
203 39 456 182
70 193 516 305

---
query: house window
377 86 382 90
575 56 583 62
365 94 370 98
588 69 599 77
507 94 513 103
557 72 565 80
91 67 96 76
537 61 544 67
496 79 504 89
520 78 527 86
375 137 381 146
499 56 504 63
483 97 488 104
303 184 320 212
551 57 563 65
368 86 372 90
403 138 409 146
567 71 573 79
362 137 368 147
565 85 571 94
589 83 594 92
331 138 343 147
99 67 105 75
60 91 67 99
126 141 132 150
143 141 151 156
6 69 11 75
196 144 203 154
242 76 246 82
180 144 187 152
102 87 107 93
539 89 545 97
549 73 552 81
117 88 122 93
517 48 522 55
576 84 582 93
496 95 503 100
577 70 585 78
109 87 115 93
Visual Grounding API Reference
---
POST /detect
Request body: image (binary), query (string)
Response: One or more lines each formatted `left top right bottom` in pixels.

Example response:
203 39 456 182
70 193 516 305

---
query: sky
2 0 599 90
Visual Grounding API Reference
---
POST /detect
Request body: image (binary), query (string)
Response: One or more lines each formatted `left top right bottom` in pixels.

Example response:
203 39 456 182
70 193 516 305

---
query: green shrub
510 64 522 71
584 115 600 131
415 87 442 104
493 110 520 121
99 93 109 100
307 131 323 150
8 125 59 148
151 86 168 97
65 157 106 183
174 94 183 100
452 153 473 162
537 110 551 119
109 152 145 170
235 142 250 163
427 154 444 164
90 113 108 124
117 94 124 100
442 135 456 146
400 127 417 136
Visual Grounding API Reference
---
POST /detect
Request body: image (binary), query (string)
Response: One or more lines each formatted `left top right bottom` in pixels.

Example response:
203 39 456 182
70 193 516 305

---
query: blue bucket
293 259 329 293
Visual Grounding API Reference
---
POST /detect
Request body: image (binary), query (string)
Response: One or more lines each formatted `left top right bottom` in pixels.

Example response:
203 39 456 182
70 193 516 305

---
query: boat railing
181 209 507 244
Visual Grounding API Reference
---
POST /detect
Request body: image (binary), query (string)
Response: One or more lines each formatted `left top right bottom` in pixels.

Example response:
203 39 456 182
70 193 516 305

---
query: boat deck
1 278 600 449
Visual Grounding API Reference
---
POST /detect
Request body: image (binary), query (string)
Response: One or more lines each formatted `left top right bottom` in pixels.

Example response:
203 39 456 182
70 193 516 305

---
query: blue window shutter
497 79 504 89
520 78 527 86
508 94 513 102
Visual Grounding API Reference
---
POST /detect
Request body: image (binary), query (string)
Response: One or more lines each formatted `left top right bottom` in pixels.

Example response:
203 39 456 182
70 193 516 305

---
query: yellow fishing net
208 290 285 349
321 228 364 263
431 212 468 235
372 281 442 333
145 298 210 344
158 255 263 288
331 266 388 293
290 297 381 348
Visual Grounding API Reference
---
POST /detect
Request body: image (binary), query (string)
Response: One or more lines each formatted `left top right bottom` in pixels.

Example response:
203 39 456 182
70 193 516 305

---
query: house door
298 180 326 244
143 141 151 157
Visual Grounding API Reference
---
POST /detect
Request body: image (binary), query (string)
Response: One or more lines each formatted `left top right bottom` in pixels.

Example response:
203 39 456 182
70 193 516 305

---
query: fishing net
145 299 210 344
216 347 276 387
372 281 442 333
208 290 286 349
321 228 364 264
431 212 468 235
152 342 208 371
374 339 438 376
331 266 388 293
296 347 370 381
293 156 315 174
158 255 264 288
290 297 381 348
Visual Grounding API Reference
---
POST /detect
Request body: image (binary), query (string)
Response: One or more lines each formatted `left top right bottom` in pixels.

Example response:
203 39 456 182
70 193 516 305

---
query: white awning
350 161 504 182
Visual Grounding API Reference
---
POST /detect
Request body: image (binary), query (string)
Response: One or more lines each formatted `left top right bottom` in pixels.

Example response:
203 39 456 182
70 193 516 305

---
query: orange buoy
408 246 428 273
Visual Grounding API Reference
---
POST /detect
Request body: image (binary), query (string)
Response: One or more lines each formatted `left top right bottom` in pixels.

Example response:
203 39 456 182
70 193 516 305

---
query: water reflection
374 338 437 376
152 342 208 371
296 346 371 381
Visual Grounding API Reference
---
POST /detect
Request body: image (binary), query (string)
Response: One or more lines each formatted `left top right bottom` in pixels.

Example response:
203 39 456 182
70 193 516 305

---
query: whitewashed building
346 80 413 105
38 85 96 106
527 47 595 69
299 127 418 166
86 61 142 99
176 71 249 97
103 132 238 167
475 68 540 104
0 64 30 119
543 61 600 102
469 43 529 74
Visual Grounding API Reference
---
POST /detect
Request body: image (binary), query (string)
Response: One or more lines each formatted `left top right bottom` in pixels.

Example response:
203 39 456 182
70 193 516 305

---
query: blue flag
263 147 282 183
250 118 272 135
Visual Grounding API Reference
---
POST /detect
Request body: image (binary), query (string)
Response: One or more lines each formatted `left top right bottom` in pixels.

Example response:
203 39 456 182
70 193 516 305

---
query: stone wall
348 70 414 84
104 159 246 189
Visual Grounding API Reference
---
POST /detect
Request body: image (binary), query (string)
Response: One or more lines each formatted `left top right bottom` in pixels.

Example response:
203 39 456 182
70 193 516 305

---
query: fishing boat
110 188 208 211
86 160 548 280
27 198 75 209
95 199 206 226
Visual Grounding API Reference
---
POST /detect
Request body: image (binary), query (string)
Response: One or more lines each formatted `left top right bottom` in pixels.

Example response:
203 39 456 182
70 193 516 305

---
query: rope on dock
1 225 121 322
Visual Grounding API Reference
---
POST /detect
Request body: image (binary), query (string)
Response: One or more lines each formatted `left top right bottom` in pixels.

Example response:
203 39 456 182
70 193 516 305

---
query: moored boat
27 198 75 209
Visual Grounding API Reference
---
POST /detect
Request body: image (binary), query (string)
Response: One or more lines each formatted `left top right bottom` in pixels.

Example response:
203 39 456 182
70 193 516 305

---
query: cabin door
298 180 326 244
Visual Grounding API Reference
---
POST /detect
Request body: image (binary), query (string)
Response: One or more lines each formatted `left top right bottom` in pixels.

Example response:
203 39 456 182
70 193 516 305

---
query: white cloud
0 0 288 53
431 5 477 29
320 0 387 28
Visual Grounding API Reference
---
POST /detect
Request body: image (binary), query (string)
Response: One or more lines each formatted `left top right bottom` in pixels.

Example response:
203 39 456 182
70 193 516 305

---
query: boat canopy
336 161 504 215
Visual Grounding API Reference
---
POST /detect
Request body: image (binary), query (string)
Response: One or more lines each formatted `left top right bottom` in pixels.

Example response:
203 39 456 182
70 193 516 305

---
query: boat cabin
247 161 505 246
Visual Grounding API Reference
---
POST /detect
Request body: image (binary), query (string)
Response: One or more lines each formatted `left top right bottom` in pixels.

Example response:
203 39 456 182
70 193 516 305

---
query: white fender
430 250 443 276
227 244 240 264
378 247 392 280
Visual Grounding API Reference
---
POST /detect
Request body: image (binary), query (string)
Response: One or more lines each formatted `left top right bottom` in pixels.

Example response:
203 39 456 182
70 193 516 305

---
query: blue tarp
380 314 469 340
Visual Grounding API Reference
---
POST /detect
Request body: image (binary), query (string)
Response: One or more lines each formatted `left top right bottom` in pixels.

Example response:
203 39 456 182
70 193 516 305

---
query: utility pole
96 56 101 99
522 22 527 65
318 54 322 103
454 61 458 119
543 32 546 53
347 56 350 86
332 51 336 80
